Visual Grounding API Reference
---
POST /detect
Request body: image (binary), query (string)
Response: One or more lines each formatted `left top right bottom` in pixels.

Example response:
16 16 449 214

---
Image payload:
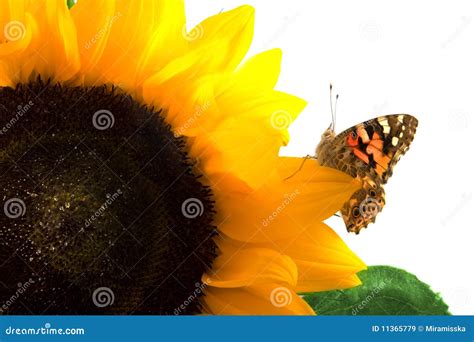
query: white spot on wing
377 118 391 133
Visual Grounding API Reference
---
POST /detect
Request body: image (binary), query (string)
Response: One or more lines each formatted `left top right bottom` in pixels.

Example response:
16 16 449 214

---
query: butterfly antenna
329 84 335 130
334 93 339 131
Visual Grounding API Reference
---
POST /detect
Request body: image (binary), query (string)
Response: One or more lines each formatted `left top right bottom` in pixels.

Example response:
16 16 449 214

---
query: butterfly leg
283 154 315 181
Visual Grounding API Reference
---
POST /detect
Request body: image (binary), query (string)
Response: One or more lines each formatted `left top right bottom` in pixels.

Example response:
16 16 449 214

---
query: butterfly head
341 181 385 234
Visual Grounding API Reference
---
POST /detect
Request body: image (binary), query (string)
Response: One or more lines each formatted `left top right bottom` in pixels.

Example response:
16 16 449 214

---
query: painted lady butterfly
315 88 418 234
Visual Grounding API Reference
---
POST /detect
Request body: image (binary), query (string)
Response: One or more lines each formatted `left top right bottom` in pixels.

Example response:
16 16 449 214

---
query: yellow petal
204 245 298 288
192 118 282 188
142 6 255 131
218 90 306 143
278 222 366 292
211 158 361 243
134 0 187 83
74 0 187 88
225 48 283 92
149 74 222 134
298 273 363 293
0 0 33 55
275 223 365 266
190 5 254 73
154 5 254 84
0 0 24 23
0 2 37 85
269 157 362 224
0 61 10 86
24 0 80 82
214 225 366 293
190 92 306 188
202 284 314 315
71 0 116 79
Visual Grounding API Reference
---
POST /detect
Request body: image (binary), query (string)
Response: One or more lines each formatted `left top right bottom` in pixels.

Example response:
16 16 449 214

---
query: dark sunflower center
0 79 216 314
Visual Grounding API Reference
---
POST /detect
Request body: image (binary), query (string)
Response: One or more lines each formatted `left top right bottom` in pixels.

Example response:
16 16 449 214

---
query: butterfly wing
340 178 385 234
335 114 418 184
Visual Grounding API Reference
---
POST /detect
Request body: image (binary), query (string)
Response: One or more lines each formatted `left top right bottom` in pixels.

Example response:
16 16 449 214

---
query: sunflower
0 0 365 315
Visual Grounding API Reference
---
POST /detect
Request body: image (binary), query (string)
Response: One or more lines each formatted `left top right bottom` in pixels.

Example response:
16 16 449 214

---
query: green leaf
304 265 450 315
67 0 75 9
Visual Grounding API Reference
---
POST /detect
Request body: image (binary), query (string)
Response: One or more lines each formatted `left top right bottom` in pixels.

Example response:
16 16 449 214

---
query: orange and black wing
338 114 418 184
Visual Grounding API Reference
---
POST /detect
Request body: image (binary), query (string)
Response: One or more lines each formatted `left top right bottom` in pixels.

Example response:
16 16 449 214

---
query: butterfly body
316 114 418 234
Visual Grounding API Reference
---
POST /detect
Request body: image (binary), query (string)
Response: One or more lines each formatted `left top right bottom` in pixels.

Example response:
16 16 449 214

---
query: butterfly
315 86 418 234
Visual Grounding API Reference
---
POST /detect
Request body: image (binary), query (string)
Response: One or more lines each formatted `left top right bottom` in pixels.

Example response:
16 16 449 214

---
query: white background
187 1 474 314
